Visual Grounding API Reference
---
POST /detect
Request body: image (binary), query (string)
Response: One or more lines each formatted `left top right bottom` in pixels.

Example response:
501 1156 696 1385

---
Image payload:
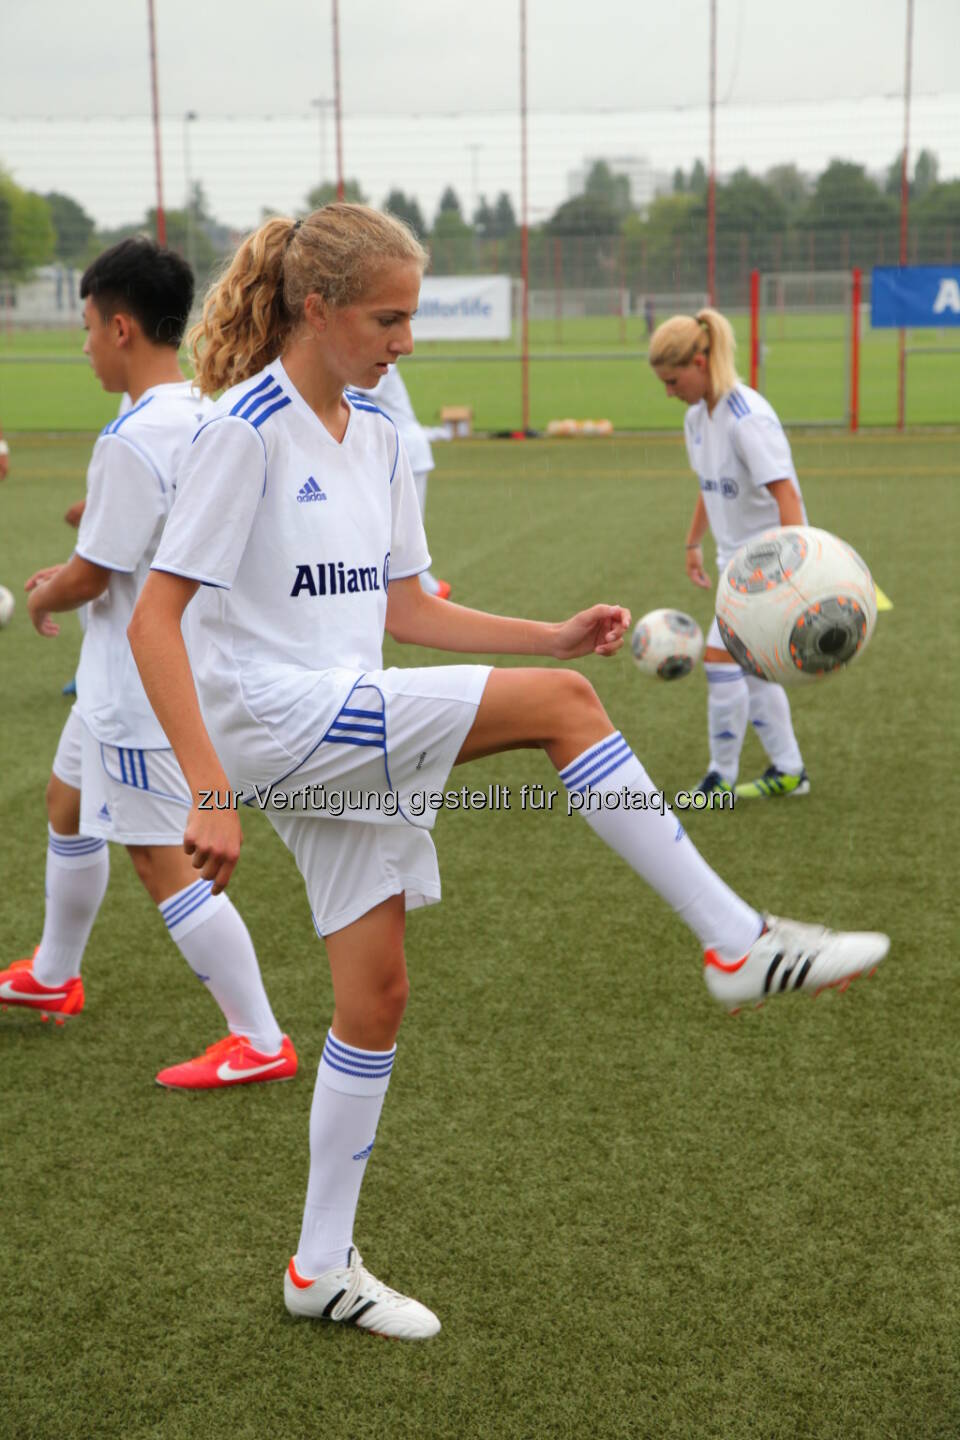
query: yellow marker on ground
874 584 894 612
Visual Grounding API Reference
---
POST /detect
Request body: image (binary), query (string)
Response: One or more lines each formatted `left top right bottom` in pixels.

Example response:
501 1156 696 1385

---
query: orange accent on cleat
703 948 749 975
155 1032 298 1090
287 1257 315 1290
0 952 85 1017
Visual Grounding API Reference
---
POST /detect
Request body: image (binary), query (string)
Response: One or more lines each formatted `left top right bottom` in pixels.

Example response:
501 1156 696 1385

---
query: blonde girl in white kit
649 310 810 801
129 206 888 1341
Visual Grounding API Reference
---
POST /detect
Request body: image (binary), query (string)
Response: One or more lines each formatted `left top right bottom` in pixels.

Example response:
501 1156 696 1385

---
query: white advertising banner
412 275 512 341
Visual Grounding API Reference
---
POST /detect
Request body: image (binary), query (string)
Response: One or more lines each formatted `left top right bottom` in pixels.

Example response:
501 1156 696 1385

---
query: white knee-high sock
704 663 749 783
744 676 804 773
559 733 762 961
33 828 110 985
160 880 284 1055
296 1032 396 1277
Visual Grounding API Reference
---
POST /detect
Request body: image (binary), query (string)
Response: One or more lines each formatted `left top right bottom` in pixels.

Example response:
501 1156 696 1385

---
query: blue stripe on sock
49 836 106 856
323 1033 396 1077
563 738 632 793
163 886 214 931
160 879 212 927
559 732 625 788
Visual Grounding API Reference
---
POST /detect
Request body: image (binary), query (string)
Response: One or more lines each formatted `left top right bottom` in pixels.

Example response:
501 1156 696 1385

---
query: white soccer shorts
52 706 191 846
251 663 492 831
262 663 491 935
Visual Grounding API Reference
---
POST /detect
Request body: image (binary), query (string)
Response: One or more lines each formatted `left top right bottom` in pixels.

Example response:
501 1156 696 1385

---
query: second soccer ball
631 609 704 680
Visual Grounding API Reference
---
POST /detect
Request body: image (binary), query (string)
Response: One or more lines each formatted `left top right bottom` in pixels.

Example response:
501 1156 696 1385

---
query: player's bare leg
285 896 440 1339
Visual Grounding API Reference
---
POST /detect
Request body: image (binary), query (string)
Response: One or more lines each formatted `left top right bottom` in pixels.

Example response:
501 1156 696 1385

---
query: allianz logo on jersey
291 552 391 597
297 476 327 503
700 476 740 498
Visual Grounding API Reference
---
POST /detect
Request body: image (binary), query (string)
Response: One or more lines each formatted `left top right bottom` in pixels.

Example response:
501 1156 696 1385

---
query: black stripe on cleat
764 952 785 993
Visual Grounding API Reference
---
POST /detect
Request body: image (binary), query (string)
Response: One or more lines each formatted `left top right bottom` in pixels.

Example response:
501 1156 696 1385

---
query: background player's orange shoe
433 579 452 600
155 1032 298 1090
0 951 85 1021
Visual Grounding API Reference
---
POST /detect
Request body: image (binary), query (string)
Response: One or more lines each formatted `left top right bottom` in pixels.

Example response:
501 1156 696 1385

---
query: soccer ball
631 608 704 680
715 526 877 685
0 584 14 628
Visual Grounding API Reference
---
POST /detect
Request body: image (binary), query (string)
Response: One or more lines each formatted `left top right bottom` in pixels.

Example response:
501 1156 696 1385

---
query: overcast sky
2 0 959 228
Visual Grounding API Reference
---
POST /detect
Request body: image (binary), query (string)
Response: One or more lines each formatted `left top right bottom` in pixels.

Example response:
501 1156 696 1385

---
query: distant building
5 265 82 327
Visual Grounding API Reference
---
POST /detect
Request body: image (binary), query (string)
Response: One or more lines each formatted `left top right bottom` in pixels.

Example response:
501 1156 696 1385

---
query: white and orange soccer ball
715 526 877 685
631 608 704 680
0 584 15 628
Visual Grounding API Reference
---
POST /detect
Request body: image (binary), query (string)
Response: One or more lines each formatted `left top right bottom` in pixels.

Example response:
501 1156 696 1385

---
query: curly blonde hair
190 203 428 395
648 307 739 398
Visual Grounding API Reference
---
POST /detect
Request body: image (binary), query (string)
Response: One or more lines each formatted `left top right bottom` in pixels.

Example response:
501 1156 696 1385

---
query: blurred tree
546 163 630 236
688 159 708 198
383 189 426 236
44 192 96 265
0 173 56 276
764 164 810 220
697 168 787 235
304 178 367 209
437 186 464 220
801 161 896 233
672 168 687 194
474 192 517 240
493 192 517 236
912 180 960 246
913 149 939 200
431 194 475 273
884 150 907 198
472 195 495 234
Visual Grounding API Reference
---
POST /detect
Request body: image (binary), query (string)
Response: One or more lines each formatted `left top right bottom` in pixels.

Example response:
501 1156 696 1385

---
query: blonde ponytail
648 306 740 399
190 218 294 395
696 308 739 397
190 203 429 395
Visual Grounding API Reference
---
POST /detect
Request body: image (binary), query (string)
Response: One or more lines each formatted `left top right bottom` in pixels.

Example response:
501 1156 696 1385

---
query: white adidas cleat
284 1247 441 1340
704 915 890 1012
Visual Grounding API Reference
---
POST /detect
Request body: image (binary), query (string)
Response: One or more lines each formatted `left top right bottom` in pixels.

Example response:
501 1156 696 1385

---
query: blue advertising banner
871 266 960 327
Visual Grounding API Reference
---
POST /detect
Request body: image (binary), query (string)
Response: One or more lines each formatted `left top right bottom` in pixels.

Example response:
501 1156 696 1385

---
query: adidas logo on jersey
98 803 111 821
297 477 327 503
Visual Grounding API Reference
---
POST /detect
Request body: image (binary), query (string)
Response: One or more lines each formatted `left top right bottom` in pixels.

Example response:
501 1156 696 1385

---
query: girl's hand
552 604 631 660
183 800 243 894
685 545 711 589
27 585 60 636
25 564 64 592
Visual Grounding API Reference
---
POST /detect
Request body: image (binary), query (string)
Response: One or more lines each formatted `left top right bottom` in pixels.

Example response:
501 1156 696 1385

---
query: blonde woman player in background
356 361 451 598
129 204 887 1342
649 310 810 802
0 238 296 1092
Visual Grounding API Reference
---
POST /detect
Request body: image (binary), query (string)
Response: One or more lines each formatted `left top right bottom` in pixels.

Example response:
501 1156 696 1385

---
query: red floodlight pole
897 0 914 431
332 0 345 201
707 0 717 306
146 0 166 245
749 268 759 387
519 0 530 436
850 267 862 433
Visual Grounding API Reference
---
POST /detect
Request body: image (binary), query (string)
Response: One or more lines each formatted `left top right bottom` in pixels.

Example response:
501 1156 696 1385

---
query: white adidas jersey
355 363 434 475
153 358 431 786
683 383 806 570
74 381 212 749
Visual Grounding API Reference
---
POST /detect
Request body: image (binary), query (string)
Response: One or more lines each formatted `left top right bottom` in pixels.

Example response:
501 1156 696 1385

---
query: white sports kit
683 384 806 648
56 382 213 843
153 360 490 934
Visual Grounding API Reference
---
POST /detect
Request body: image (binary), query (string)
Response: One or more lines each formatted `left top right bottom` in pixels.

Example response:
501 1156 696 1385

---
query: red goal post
749 269 861 432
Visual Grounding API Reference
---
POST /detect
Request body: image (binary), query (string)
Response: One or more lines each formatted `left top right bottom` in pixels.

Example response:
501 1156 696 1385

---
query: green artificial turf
2 315 958 433
0 434 957 1439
